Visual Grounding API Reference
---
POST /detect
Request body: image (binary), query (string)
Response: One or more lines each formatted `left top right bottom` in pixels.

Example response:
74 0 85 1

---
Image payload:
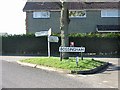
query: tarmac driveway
0 56 119 88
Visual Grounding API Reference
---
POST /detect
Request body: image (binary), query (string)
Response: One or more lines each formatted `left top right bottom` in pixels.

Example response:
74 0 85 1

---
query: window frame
33 11 50 19
69 10 86 18
101 9 120 17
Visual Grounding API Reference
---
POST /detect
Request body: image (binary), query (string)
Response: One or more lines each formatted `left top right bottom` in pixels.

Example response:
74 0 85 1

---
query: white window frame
101 9 120 17
69 10 86 18
33 11 50 18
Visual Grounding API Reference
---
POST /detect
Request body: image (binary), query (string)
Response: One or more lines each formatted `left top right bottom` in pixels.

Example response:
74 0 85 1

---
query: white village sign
59 46 85 61
59 47 85 52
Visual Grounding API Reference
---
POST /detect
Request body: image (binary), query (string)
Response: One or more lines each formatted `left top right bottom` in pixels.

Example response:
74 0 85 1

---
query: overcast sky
0 0 27 35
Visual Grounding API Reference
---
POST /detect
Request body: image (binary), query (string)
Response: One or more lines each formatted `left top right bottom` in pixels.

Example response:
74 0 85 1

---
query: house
23 2 120 34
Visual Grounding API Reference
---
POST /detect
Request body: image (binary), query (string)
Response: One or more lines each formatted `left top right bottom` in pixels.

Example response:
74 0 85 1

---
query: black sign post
76 56 79 67
81 52 83 60
60 46 62 61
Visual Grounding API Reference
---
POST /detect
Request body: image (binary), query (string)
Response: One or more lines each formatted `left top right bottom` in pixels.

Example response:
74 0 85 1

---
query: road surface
1 56 119 88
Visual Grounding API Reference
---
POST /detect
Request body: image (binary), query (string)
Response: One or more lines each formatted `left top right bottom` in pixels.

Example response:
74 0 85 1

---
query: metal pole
76 56 79 67
48 35 50 58
81 52 83 60
60 52 62 61
60 46 62 61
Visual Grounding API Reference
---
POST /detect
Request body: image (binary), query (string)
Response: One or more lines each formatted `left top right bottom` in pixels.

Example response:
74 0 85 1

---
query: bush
52 32 120 38
2 32 120 56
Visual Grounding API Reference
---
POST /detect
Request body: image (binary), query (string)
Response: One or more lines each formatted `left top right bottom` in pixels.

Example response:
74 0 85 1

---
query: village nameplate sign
59 47 85 52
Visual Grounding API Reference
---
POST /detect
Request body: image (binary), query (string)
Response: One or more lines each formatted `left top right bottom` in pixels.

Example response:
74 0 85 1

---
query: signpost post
48 28 51 58
76 56 79 67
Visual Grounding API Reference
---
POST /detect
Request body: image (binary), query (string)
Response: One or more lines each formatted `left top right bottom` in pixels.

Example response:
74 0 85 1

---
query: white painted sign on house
35 31 48 37
49 36 59 42
59 47 85 52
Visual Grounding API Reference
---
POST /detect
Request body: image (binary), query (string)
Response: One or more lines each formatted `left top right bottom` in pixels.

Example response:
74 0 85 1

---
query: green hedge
1 33 120 56
53 32 120 38
2 32 120 38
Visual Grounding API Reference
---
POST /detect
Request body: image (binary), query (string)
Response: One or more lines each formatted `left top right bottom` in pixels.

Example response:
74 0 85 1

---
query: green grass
20 57 105 71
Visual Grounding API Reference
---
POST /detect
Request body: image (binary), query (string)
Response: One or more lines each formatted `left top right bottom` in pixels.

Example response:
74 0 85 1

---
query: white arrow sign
35 31 48 37
59 47 85 52
49 36 59 42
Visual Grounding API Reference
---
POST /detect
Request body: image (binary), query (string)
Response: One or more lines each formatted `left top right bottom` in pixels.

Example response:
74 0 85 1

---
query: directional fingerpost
35 28 59 57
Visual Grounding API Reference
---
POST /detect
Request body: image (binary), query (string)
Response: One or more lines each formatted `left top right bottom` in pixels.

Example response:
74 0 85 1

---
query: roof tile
23 2 119 11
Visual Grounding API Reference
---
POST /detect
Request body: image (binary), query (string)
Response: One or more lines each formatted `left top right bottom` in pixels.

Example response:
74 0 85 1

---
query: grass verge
20 57 105 71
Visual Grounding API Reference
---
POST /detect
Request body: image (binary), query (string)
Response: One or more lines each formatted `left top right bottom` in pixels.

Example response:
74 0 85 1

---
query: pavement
0 56 120 88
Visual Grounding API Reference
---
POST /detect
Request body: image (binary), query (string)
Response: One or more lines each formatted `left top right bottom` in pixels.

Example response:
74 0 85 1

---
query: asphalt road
2 60 92 88
1 56 119 88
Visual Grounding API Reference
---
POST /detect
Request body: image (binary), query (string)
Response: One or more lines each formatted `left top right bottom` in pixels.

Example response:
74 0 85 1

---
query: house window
101 9 120 17
33 11 50 18
96 25 120 32
69 10 86 18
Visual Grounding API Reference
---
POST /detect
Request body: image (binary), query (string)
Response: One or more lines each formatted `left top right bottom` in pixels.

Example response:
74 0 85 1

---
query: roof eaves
23 2 119 12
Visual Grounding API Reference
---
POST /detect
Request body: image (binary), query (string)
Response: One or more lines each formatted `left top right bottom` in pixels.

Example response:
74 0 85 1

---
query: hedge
1 33 120 56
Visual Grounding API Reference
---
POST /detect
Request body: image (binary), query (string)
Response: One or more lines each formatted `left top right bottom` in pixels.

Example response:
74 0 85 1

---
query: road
1 56 119 88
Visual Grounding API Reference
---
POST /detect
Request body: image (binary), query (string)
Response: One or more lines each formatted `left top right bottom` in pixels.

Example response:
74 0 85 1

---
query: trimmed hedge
53 32 120 38
1 33 120 56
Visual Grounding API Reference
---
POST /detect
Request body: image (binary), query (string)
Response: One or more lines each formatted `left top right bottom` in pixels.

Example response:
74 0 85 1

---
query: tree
60 1 70 59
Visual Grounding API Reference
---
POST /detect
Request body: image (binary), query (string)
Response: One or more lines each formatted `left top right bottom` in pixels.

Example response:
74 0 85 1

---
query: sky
0 0 119 35
0 0 27 35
